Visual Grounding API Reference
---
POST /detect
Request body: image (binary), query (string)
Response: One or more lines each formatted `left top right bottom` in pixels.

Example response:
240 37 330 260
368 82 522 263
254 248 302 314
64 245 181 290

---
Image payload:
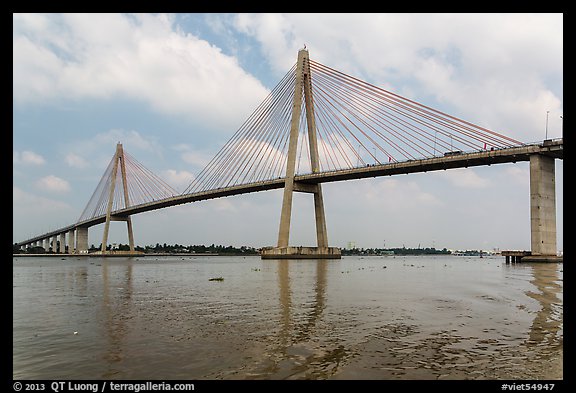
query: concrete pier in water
260 246 341 259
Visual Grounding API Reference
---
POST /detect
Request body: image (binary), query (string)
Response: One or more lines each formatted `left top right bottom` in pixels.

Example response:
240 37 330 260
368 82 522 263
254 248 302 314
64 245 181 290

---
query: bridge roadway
16 139 563 247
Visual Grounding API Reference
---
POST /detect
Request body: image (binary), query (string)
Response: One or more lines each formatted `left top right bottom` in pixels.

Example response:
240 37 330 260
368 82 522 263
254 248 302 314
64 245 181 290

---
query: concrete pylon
76 227 88 253
529 154 557 256
276 49 329 250
101 143 135 253
59 232 66 253
67 229 75 254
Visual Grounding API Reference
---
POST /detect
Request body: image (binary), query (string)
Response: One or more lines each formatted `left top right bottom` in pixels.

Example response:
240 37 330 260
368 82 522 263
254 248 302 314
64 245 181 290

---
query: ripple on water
13 256 563 380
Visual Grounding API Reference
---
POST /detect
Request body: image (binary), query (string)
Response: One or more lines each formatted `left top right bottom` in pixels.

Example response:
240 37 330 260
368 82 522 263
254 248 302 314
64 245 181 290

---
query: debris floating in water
209 277 224 282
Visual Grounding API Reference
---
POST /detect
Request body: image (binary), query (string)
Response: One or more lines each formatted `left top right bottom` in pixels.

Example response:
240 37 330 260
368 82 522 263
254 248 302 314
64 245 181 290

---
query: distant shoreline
13 253 503 259
12 252 223 258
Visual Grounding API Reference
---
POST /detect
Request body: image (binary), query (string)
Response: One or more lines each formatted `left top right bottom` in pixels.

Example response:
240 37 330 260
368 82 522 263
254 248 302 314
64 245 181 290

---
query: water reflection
70 266 88 298
526 263 562 344
524 263 563 377
277 259 327 344
278 260 291 348
13 256 563 380
267 259 350 379
101 260 133 378
499 261 563 379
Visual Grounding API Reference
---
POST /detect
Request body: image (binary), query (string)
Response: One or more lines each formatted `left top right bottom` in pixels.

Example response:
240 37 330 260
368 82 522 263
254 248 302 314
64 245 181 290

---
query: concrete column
52 235 58 252
277 49 307 248
303 54 328 248
67 229 75 254
530 154 557 256
118 144 135 252
76 227 89 253
126 217 135 251
59 233 66 253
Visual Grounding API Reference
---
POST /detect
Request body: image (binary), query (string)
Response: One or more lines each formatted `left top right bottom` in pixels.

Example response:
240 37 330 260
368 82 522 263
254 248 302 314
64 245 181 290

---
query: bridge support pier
67 229 75 254
525 154 560 262
50 235 57 252
76 227 88 254
59 233 66 253
265 48 340 259
102 216 135 252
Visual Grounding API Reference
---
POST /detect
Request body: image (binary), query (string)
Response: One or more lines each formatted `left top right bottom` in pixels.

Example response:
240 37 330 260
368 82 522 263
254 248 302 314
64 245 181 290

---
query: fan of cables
180 56 523 195
78 149 177 222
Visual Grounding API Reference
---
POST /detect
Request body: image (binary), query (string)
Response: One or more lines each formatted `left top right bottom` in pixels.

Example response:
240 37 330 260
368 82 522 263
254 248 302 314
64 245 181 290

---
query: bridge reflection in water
101 261 133 378
523 262 563 376
12 256 562 380
268 260 344 378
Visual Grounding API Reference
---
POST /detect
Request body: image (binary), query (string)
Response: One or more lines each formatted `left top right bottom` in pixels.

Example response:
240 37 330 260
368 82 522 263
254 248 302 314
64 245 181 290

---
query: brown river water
13 255 562 380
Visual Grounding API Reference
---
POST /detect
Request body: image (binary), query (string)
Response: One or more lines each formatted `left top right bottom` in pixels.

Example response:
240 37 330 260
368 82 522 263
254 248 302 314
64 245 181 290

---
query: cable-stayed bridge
15 49 563 260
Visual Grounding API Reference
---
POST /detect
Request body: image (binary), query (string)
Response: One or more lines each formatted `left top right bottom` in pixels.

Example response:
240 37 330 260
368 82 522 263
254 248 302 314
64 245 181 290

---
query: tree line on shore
13 242 259 255
15 242 457 256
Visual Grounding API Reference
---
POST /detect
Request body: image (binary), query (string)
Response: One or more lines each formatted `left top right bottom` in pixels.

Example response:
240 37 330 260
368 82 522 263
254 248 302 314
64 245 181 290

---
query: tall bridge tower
262 49 340 259
100 143 135 253
15 49 562 262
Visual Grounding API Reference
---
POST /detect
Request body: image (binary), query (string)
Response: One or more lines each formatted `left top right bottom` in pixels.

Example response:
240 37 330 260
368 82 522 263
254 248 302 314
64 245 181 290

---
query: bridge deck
16 139 562 247
296 140 562 184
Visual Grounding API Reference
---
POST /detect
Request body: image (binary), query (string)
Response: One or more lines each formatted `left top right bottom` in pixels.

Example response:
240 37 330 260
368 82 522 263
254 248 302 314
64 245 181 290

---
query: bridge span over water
16 49 563 260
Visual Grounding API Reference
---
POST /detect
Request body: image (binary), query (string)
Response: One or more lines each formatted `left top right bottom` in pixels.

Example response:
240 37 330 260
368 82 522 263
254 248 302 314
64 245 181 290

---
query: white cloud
13 186 75 242
92 129 157 152
331 177 442 213
212 199 236 212
63 129 164 171
13 186 70 209
13 13 270 132
65 153 88 168
170 144 215 176
234 13 300 72
14 150 46 165
180 150 212 169
434 168 491 189
36 175 71 193
231 13 563 142
501 165 529 186
162 169 194 191
367 178 442 206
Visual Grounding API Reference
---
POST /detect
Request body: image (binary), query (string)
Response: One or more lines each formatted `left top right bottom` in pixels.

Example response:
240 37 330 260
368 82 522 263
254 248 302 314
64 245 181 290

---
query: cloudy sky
13 13 563 251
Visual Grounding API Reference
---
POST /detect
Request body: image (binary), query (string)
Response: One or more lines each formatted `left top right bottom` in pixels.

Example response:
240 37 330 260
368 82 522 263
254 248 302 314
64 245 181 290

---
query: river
12 255 562 380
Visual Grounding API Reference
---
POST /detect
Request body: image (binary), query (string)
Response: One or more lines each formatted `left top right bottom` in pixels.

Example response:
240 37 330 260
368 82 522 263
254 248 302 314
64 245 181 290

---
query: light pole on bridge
545 110 549 140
